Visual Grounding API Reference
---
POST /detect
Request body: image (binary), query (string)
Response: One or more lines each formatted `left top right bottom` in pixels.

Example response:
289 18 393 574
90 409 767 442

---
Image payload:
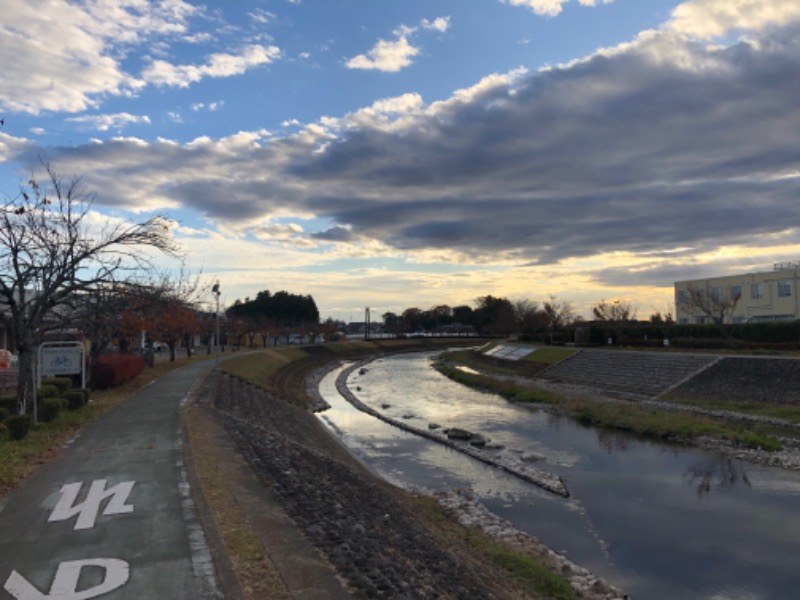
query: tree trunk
16 346 34 415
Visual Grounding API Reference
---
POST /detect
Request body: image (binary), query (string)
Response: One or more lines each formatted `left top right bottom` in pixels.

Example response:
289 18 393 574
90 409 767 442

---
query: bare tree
680 284 741 338
514 299 542 335
0 163 178 412
592 299 638 343
542 295 574 341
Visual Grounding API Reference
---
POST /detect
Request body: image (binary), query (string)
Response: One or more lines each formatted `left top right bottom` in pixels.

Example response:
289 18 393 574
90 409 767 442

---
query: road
0 360 221 600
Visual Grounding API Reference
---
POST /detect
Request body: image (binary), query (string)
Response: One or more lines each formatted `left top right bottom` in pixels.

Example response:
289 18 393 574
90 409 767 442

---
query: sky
1 0 799 322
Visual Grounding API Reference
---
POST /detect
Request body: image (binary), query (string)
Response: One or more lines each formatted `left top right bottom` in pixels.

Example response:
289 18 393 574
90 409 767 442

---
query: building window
730 285 742 300
751 283 764 299
711 287 722 301
677 290 688 304
778 280 792 297
695 316 705 324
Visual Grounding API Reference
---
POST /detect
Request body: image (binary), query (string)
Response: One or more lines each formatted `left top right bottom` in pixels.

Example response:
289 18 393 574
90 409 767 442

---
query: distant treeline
226 290 319 325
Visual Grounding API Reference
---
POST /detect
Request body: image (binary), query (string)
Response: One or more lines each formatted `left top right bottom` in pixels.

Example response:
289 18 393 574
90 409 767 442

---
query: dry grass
186 404 292 600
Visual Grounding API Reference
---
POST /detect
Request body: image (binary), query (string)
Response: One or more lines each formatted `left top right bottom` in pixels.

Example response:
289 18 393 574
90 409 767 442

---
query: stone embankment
334 361 570 498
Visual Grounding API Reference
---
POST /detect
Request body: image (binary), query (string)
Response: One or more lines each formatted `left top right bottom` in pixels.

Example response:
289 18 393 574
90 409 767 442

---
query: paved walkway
0 360 221 600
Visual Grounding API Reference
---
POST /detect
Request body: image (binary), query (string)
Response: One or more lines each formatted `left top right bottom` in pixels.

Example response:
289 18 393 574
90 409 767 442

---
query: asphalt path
0 360 221 600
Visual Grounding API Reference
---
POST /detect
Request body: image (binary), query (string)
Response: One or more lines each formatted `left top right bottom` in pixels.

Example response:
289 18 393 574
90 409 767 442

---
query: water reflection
317 353 800 599
685 455 751 498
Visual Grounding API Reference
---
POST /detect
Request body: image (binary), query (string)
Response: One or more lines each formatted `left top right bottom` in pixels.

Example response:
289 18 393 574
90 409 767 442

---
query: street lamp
212 282 220 367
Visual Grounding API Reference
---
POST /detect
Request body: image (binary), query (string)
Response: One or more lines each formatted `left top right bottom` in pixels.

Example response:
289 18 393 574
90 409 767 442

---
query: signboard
40 346 83 377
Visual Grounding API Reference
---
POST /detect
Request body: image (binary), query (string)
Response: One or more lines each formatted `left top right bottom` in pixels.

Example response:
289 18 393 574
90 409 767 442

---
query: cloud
142 44 282 87
421 17 451 33
505 0 613 18
0 0 200 114
9 17 800 280
667 0 800 39
346 35 419 72
66 113 151 132
191 101 225 112
346 16 450 72
248 9 275 25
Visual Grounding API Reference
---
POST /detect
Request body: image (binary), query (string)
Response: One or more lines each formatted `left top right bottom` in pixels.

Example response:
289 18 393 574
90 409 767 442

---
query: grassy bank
436 349 786 452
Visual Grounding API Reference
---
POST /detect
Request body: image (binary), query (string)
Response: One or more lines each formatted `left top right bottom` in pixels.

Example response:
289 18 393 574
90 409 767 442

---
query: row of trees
381 295 580 338
0 164 181 414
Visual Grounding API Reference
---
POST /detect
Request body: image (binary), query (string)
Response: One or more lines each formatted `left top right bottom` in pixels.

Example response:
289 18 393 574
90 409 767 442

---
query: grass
186 404 292 600
464 528 576 600
222 348 308 387
669 396 800 424
522 347 578 365
410 495 575 599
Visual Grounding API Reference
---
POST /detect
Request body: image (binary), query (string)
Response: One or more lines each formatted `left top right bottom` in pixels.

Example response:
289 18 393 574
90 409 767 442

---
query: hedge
42 377 72 394
0 396 15 413
38 398 62 423
65 390 87 410
92 355 145 390
5 414 32 440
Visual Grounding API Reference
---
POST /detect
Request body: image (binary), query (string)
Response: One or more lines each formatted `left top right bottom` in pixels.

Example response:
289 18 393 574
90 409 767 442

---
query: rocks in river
469 434 488 448
521 452 546 462
446 427 474 440
381 403 391 409
428 423 441 430
484 443 505 451
359 368 368 375
356 386 362 391
402 414 415 420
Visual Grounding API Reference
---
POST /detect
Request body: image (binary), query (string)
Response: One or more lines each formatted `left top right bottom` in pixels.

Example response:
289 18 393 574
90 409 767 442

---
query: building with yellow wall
675 263 800 324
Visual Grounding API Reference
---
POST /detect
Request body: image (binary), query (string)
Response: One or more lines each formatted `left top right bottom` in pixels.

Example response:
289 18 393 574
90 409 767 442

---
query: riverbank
207 340 627 599
434 347 800 471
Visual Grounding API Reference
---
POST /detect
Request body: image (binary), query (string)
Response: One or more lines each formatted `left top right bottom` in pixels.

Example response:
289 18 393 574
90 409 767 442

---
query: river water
315 351 800 599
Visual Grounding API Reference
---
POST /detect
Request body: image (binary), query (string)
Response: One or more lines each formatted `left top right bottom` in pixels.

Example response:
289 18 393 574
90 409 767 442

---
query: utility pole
365 306 370 341
212 282 221 367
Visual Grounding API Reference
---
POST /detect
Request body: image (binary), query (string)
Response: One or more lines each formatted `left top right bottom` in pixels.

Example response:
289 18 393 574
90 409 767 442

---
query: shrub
42 377 72 394
5 414 32 440
38 398 62 423
0 395 16 413
37 384 59 400
80 388 91 403
64 390 86 410
738 432 783 452
91 355 145 390
575 409 595 426
0 407 9 421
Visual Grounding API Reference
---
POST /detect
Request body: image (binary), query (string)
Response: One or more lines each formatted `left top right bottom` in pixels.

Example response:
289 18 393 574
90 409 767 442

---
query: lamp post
212 282 221 367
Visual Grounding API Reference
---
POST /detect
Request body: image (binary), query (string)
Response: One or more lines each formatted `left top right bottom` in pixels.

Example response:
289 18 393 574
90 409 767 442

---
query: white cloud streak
66 113 151 131
142 44 282 87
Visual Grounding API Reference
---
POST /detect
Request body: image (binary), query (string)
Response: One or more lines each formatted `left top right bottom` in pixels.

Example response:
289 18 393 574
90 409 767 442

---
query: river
314 351 800 599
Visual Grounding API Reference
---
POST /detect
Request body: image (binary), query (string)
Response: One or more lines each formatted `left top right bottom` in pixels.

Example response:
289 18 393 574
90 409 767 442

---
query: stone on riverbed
446 427 474 440
428 423 441 430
